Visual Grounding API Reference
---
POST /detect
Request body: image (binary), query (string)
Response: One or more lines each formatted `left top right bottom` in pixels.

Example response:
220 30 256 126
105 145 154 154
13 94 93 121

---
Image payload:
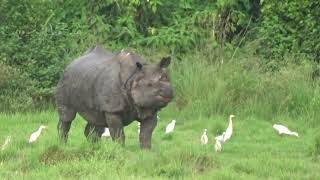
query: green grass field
0 110 319 179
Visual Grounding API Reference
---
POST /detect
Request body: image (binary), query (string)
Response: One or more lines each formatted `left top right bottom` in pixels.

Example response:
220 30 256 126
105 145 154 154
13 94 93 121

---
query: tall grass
2 41 320 123
169 47 320 125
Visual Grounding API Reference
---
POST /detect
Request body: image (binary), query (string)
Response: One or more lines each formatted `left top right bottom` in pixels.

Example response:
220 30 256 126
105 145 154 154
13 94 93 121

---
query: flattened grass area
0 111 319 179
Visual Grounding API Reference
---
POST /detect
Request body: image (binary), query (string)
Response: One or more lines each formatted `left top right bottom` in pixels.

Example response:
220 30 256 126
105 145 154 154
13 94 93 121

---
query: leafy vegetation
1 0 319 110
259 0 320 60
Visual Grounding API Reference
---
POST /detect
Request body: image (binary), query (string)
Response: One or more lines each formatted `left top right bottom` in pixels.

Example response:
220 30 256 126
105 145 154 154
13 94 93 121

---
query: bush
0 63 35 112
0 1 82 90
214 0 260 46
0 0 218 104
259 0 320 61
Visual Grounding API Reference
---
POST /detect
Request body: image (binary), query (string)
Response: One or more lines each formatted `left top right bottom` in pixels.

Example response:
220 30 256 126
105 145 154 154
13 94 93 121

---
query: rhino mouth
158 86 173 103
158 95 173 103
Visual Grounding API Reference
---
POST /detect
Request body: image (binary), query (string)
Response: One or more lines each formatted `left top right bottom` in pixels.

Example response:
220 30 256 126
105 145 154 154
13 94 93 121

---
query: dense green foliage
0 0 217 110
259 0 320 60
0 0 320 114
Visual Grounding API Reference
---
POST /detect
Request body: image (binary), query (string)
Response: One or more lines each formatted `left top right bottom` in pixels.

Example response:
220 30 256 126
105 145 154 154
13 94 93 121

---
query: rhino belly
78 110 106 126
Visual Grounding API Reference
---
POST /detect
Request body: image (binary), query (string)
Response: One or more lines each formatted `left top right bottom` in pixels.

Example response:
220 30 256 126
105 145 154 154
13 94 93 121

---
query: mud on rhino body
56 46 173 149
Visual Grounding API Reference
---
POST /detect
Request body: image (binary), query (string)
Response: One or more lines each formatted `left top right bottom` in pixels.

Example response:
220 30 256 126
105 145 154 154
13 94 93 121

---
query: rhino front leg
57 106 76 143
139 116 157 149
105 113 125 145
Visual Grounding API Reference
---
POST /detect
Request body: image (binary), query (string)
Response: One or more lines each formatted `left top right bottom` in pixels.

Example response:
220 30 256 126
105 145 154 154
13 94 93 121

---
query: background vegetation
1 0 320 113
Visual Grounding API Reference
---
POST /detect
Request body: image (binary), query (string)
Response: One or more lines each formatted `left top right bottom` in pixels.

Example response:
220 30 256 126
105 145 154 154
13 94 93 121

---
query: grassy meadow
0 111 319 179
1 51 320 179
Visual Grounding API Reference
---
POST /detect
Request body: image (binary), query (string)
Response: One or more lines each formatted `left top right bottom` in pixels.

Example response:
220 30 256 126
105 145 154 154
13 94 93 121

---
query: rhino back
56 47 124 112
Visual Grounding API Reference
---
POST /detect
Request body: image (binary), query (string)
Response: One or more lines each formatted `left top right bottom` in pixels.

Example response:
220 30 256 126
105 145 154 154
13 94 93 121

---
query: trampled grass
0 111 319 179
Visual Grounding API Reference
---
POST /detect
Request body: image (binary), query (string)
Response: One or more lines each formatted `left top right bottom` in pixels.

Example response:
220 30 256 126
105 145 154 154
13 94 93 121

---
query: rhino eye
160 74 167 81
147 80 153 86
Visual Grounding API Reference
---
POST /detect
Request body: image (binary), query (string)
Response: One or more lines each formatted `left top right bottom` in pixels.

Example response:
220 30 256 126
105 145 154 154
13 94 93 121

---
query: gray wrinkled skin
56 46 173 149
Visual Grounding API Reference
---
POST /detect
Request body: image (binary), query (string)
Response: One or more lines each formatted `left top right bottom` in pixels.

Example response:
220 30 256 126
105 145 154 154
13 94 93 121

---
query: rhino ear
159 56 171 68
136 62 143 70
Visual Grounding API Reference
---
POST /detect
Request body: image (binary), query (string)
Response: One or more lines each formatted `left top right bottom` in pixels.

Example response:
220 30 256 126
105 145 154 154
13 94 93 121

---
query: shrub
214 0 260 46
259 0 320 61
0 63 35 112
0 0 218 103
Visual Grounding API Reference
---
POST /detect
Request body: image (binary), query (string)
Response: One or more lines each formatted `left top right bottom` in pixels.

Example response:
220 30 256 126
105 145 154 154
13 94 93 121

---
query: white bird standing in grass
213 114 235 153
215 139 222 152
214 132 225 152
101 128 111 138
215 132 225 142
1 136 11 151
201 129 208 145
165 120 176 134
223 115 235 142
28 125 46 143
272 124 299 137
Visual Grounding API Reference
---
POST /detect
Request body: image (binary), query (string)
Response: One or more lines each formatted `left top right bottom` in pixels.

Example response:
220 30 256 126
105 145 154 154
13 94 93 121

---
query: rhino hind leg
57 105 76 143
84 123 98 142
84 123 105 142
84 123 95 138
105 113 125 145
95 125 105 137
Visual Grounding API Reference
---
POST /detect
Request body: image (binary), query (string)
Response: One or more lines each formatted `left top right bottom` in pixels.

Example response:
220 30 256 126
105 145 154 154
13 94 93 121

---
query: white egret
101 128 111 138
273 124 299 137
215 132 225 142
28 125 46 143
200 129 208 145
223 115 235 142
1 136 11 151
214 132 225 152
165 120 176 134
215 139 222 152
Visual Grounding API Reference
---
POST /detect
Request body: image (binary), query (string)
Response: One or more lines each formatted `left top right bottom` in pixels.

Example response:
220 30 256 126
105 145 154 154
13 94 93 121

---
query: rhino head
130 57 174 110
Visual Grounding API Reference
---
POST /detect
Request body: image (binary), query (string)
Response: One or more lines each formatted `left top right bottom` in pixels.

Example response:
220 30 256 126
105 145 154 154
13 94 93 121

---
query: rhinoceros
55 46 173 149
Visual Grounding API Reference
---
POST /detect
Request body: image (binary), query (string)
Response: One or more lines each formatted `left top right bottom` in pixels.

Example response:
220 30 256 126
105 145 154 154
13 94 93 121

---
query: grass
0 111 319 179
